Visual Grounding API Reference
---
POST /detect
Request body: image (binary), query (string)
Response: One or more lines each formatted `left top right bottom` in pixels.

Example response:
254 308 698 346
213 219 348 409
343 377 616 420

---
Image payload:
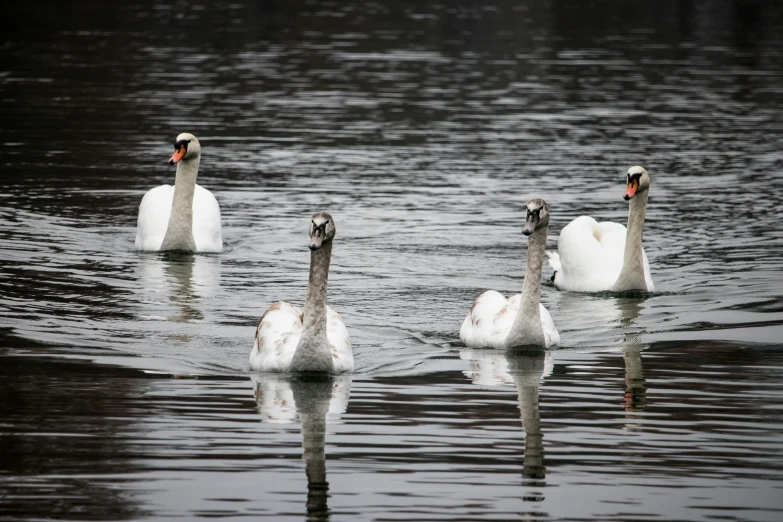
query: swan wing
539 303 560 348
554 216 625 292
326 306 354 373
546 251 561 274
135 185 173 251
250 302 304 372
460 290 519 349
192 184 223 253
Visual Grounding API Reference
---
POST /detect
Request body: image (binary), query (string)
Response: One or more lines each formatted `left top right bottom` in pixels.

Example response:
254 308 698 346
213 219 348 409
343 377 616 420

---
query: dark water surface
2 1 783 520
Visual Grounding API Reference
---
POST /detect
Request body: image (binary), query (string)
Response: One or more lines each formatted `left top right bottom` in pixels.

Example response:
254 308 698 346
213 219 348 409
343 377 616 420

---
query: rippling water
2 1 783 520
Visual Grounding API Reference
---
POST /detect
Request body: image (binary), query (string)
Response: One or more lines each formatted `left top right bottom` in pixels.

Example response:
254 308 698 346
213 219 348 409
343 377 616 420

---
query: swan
460 199 560 349
135 133 222 252
547 166 654 292
250 212 353 373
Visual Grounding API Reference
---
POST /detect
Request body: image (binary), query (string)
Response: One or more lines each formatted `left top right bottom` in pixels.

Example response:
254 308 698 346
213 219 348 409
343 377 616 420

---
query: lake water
2 1 783 520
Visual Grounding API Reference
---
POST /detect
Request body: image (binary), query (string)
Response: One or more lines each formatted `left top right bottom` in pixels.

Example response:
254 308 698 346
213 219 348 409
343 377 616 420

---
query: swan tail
546 251 561 281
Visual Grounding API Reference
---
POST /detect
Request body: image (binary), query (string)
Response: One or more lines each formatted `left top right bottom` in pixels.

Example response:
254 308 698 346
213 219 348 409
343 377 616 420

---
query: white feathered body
460 290 560 349
135 184 223 252
250 301 353 373
548 216 653 292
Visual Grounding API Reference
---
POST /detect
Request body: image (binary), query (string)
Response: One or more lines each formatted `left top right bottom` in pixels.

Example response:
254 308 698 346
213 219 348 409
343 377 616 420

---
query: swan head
309 212 336 251
168 133 201 165
522 198 549 236
623 166 649 200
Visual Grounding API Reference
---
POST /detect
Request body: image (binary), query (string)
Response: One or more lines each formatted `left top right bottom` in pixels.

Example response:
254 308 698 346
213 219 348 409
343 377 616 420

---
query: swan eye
174 139 190 149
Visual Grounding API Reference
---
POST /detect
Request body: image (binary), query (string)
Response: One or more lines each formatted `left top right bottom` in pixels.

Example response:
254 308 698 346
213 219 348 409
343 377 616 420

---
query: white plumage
548 166 654 293
250 212 353 374
460 198 559 349
460 291 560 349
134 133 222 253
135 184 222 252
547 216 653 292
250 302 353 373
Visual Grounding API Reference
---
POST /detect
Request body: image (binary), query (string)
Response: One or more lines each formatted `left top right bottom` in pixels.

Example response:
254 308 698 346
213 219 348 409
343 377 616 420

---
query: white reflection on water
135 253 222 325
252 374 352 521
461 349 550 486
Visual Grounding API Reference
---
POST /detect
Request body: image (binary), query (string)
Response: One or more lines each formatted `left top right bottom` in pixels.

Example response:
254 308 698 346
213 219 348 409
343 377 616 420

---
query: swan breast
250 302 353 373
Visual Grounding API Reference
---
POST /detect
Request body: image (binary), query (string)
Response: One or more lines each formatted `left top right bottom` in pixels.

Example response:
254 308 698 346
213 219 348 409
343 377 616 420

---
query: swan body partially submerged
135 133 222 253
460 199 560 349
250 212 353 374
548 166 654 292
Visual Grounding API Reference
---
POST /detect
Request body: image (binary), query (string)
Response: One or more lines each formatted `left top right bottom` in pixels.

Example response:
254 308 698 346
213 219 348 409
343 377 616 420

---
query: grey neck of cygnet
291 241 334 373
506 225 547 348
614 189 649 291
160 157 200 252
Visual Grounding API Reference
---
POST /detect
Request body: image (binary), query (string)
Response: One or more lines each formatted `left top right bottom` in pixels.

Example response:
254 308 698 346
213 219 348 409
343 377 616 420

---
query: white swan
135 133 222 252
460 199 560 349
250 212 353 373
547 166 654 292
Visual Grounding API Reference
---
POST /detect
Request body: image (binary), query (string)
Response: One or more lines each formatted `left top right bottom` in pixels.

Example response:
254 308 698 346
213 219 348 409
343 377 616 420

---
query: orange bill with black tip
169 144 186 165
623 178 639 200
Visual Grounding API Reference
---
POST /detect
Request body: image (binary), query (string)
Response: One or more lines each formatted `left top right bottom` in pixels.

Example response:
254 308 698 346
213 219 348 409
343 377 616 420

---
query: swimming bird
460 199 560 349
135 133 222 252
250 212 353 373
546 166 654 292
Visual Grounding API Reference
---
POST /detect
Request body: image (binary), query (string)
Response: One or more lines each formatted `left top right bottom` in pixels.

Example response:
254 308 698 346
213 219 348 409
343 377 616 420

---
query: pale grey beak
309 232 323 251
522 217 537 236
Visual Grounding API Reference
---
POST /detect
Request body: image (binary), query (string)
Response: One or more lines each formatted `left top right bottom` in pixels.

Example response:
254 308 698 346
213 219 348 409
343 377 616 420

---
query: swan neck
160 158 200 251
291 242 334 373
614 189 649 291
521 229 546 313
506 227 547 347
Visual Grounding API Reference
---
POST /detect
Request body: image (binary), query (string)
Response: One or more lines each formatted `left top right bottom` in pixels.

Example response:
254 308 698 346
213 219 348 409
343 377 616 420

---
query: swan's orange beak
169 145 186 165
623 179 639 201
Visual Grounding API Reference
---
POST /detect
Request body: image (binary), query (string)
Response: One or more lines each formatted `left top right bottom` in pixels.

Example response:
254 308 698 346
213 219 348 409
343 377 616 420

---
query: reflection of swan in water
548 289 649 350
461 349 550 483
252 374 351 520
623 344 646 413
136 253 221 331
610 297 648 415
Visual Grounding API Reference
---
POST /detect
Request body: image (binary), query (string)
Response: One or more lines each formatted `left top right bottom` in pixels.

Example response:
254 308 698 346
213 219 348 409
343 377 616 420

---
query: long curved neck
160 158 200 251
506 227 547 348
614 189 649 291
291 242 335 373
